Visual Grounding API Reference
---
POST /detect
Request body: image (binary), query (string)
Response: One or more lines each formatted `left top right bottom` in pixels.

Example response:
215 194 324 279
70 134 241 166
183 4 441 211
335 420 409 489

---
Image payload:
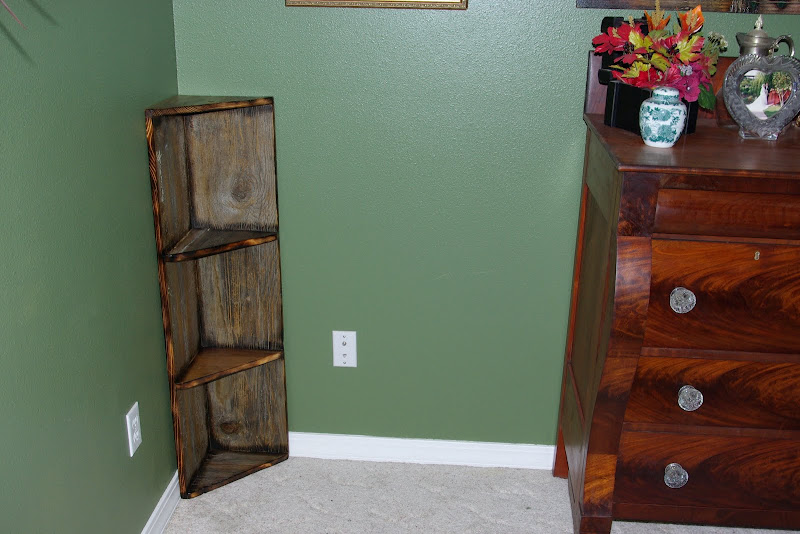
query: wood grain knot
219 421 241 435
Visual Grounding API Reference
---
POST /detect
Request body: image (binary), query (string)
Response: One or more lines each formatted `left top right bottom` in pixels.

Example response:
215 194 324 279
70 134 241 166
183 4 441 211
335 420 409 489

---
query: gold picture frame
286 0 467 8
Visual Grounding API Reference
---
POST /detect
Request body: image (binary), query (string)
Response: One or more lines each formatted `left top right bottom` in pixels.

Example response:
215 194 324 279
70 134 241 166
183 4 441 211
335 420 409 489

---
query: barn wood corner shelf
553 55 800 533
146 96 288 498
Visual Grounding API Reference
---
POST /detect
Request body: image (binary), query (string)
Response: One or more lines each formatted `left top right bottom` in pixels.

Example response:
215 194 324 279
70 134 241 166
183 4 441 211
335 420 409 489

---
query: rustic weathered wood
208 359 288 451
176 348 284 389
146 97 287 499
185 106 277 232
556 60 800 533
576 0 800 14
184 450 288 498
165 229 277 262
145 96 273 117
198 242 283 350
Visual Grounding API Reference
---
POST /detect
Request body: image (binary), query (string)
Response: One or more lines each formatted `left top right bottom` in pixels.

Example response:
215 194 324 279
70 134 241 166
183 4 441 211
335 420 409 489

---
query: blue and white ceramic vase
639 87 687 148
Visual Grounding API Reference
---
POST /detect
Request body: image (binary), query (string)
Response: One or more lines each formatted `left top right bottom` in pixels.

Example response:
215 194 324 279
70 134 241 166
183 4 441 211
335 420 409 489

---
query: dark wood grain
164 228 277 262
644 239 800 353
163 261 200 376
626 357 800 430
184 450 288 498
176 348 284 389
641 346 800 364
578 237 651 524
148 115 192 250
617 173 659 237
176 387 209 493
146 96 273 117
576 0 800 14
654 190 800 239
585 114 800 180
614 503 800 531
561 62 800 533
615 432 800 510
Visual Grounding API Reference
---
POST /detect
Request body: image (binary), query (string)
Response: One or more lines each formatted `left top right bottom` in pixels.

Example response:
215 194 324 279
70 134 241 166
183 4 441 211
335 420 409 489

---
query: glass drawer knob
678 385 704 412
664 463 689 489
669 287 696 314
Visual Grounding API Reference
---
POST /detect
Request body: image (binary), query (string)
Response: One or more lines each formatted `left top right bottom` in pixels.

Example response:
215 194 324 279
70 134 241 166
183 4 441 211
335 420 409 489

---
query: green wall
0 1 177 532
173 2 799 445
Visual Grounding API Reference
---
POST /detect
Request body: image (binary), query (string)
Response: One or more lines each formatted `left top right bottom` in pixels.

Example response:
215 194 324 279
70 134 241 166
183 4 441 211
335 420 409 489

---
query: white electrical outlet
126 402 143 457
333 330 357 367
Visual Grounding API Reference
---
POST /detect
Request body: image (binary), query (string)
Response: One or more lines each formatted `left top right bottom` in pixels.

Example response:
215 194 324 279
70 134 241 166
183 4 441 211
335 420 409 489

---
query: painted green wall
173 2 799 445
0 1 177 532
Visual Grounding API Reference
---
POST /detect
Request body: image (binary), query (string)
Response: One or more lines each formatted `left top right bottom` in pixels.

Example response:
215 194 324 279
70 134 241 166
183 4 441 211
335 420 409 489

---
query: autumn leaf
679 5 704 35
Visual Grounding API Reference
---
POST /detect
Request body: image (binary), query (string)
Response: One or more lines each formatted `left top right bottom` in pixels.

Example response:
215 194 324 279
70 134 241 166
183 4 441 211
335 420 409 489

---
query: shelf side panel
207 359 288 452
185 105 277 232
164 261 201 376
151 115 192 250
197 242 283 350
177 386 210 493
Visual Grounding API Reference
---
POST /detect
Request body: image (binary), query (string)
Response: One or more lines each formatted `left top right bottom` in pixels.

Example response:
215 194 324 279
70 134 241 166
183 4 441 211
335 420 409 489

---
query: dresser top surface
585 114 800 180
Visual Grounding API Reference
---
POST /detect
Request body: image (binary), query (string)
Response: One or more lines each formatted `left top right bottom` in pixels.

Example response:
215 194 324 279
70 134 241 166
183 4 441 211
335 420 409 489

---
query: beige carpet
165 457 798 534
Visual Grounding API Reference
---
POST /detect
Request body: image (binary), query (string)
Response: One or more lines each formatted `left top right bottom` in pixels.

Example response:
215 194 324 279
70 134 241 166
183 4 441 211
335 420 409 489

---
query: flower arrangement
592 2 727 110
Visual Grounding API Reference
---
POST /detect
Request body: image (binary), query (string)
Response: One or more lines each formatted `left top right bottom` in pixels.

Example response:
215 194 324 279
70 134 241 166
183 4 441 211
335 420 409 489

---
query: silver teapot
723 16 800 140
735 15 794 58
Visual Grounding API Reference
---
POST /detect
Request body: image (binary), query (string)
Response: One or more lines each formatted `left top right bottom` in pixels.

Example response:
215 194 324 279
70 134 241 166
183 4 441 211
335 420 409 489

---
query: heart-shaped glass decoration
723 54 800 140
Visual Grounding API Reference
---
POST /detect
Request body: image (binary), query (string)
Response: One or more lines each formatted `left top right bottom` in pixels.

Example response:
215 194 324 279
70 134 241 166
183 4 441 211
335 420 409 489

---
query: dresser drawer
625 357 800 430
654 190 800 240
615 431 800 510
643 240 800 353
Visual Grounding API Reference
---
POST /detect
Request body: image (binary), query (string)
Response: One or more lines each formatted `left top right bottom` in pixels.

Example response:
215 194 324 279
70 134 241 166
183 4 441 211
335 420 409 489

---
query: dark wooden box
604 80 699 136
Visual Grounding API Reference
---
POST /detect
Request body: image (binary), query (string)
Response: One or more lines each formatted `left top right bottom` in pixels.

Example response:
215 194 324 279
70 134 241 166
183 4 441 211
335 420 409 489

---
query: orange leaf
645 9 670 31
679 5 704 34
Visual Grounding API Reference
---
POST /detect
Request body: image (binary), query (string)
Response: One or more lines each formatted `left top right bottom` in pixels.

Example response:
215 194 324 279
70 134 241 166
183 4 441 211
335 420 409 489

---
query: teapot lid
736 15 773 49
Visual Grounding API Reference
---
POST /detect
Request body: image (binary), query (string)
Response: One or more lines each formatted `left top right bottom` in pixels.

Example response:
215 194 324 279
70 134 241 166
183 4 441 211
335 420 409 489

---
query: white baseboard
288 432 555 470
141 470 180 534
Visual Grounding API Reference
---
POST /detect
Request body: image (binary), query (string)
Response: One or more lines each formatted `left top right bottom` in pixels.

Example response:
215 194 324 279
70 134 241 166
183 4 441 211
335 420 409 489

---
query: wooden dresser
553 63 800 533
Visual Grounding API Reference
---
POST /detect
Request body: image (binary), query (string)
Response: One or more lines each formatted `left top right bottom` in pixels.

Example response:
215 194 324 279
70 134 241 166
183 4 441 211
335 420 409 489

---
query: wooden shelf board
163 228 277 262
175 348 283 389
146 96 273 118
184 449 288 498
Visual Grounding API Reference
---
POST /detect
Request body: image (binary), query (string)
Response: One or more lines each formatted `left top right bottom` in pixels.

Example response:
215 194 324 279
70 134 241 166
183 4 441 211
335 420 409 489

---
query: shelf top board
585 114 800 180
146 96 273 118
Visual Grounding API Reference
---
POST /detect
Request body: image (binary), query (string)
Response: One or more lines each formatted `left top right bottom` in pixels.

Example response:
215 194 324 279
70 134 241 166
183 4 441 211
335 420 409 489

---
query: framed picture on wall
286 0 467 8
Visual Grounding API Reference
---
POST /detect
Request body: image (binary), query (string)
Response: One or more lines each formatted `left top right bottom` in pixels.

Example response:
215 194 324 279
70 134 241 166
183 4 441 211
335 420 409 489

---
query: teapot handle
773 35 795 57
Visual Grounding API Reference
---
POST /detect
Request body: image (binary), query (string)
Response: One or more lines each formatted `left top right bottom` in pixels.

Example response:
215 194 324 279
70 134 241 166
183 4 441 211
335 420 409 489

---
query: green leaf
698 83 715 110
649 53 671 72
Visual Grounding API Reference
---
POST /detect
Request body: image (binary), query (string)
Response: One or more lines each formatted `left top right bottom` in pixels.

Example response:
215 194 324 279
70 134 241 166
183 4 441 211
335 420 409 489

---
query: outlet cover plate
333 330 357 367
126 402 142 457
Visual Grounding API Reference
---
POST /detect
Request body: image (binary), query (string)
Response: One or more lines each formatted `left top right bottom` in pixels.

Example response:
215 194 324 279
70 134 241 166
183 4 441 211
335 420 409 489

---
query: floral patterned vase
639 87 687 148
